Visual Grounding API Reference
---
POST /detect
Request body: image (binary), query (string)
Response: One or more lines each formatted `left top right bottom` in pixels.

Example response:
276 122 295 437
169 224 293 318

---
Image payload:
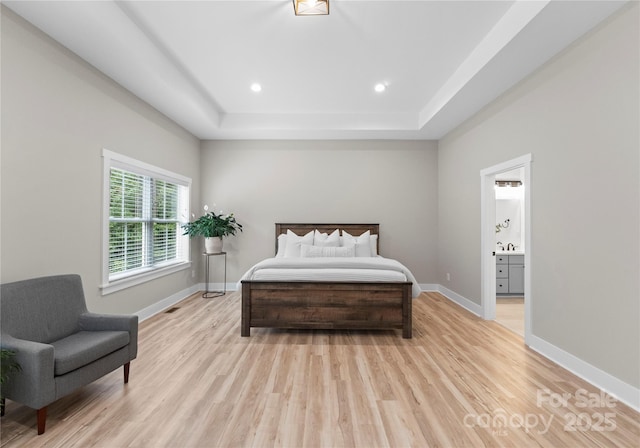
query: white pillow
314 229 340 247
341 230 372 257
275 233 288 258
339 233 378 255
301 244 355 258
369 234 378 256
283 229 314 258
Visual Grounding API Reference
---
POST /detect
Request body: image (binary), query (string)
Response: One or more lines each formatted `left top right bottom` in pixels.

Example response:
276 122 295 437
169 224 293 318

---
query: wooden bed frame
241 223 412 338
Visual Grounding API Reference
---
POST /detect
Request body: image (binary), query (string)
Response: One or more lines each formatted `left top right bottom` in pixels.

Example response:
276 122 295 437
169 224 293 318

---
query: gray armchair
0 274 138 434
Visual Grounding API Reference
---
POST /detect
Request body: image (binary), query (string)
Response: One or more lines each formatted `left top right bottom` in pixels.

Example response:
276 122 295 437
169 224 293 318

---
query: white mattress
239 256 422 298
250 268 407 282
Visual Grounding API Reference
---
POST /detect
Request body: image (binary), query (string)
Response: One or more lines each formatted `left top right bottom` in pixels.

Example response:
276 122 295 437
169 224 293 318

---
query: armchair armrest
77 313 138 360
1 334 55 409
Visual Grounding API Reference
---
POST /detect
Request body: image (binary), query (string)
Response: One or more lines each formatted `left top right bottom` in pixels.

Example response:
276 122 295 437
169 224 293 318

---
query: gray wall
438 4 639 387
199 140 438 284
1 9 201 314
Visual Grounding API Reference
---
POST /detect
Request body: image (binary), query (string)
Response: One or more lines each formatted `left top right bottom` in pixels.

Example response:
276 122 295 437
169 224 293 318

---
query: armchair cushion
50 331 130 376
78 313 138 360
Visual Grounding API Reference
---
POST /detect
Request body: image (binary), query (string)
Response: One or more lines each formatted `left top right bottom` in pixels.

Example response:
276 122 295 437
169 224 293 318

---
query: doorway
480 154 532 345
495 167 525 336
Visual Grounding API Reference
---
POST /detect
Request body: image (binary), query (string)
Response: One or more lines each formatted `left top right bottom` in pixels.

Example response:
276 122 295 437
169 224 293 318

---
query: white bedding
239 256 422 298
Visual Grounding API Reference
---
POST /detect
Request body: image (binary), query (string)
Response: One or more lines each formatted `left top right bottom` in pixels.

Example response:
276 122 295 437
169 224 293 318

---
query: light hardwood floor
496 297 524 336
2 291 638 447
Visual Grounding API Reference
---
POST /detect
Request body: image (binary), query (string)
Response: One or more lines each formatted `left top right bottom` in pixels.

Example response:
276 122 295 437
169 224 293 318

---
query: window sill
100 261 191 295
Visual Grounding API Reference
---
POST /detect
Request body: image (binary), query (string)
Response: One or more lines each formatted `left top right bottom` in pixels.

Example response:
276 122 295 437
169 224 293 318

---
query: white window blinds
102 149 191 294
109 169 145 274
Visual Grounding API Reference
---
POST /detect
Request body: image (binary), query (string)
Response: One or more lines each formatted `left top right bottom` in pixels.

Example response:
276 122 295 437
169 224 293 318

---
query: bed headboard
275 223 380 255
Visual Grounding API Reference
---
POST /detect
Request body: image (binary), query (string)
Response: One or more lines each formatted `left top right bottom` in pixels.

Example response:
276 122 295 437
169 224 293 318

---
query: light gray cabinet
496 254 524 295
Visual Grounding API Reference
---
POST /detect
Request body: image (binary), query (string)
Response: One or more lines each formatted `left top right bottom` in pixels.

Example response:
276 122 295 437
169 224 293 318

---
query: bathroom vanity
496 253 524 295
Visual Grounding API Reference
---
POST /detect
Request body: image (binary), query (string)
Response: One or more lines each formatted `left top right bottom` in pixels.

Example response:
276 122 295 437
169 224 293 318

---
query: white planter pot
204 237 223 254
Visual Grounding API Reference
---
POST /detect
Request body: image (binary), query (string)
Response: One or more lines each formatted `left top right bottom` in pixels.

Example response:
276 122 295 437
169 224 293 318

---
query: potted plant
182 205 243 253
1 349 21 416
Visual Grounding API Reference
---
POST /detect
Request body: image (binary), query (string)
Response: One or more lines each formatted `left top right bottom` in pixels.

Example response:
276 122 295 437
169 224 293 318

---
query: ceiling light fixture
250 83 262 93
293 0 329 16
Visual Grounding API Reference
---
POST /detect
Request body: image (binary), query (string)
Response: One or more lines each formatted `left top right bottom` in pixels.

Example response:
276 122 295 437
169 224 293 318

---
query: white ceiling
4 0 628 140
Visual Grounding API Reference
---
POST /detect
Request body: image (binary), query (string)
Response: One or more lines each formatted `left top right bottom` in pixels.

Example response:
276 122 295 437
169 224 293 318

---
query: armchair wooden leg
124 362 130 384
37 407 47 435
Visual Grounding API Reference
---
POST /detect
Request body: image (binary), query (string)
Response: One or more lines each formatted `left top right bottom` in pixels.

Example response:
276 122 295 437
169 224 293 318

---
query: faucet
507 243 515 251
497 242 504 251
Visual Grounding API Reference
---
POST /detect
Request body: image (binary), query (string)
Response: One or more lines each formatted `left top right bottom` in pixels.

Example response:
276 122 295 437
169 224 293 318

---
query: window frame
101 149 191 295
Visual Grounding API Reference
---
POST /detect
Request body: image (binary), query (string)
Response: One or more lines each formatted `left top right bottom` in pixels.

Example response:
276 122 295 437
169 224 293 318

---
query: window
102 149 191 294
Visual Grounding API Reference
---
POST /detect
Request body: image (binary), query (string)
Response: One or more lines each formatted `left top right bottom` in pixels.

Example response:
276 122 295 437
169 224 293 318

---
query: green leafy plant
1 349 21 385
182 205 243 238
1 349 21 408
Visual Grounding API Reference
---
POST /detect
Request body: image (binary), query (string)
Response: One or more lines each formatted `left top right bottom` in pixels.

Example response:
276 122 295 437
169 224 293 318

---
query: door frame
480 154 532 345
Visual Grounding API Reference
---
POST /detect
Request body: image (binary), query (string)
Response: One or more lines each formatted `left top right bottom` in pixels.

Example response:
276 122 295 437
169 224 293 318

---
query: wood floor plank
1 291 638 447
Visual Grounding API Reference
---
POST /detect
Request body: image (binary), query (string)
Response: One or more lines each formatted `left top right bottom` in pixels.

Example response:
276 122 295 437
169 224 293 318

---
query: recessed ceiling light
374 83 386 93
250 83 262 93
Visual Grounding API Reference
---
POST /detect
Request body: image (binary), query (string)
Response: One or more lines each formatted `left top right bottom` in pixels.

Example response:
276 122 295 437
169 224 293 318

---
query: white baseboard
436 284 483 316
135 281 237 322
135 284 201 322
418 283 438 292
434 284 640 413
528 334 640 412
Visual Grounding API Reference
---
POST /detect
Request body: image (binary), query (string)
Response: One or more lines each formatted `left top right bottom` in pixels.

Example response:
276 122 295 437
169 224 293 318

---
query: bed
240 223 418 338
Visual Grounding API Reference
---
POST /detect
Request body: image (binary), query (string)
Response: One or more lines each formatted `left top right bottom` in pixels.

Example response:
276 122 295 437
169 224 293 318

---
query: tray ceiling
4 0 628 140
